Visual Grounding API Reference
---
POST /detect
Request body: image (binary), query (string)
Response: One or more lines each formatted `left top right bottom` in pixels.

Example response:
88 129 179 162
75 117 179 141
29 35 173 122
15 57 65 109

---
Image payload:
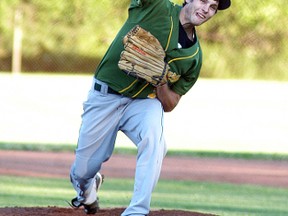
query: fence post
12 7 23 74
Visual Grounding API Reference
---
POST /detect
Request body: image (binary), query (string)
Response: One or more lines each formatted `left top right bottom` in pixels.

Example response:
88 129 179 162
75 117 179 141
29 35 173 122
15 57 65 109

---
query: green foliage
18 0 129 57
0 0 287 79
0 0 19 53
1 175 288 216
199 0 288 80
0 0 129 58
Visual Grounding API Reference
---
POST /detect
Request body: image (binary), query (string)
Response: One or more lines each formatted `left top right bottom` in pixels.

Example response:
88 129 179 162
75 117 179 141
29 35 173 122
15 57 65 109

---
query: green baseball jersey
95 0 202 98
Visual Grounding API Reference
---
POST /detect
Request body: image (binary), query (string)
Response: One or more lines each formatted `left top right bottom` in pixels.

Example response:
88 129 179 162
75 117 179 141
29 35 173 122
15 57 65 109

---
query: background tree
0 0 287 80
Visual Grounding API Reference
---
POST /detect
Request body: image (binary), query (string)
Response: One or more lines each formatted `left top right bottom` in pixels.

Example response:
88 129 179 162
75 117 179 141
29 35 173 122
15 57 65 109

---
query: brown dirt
0 150 288 216
0 207 217 216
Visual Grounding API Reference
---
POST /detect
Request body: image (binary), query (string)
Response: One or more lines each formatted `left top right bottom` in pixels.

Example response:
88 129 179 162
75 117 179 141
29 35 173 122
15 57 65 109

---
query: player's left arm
156 84 181 112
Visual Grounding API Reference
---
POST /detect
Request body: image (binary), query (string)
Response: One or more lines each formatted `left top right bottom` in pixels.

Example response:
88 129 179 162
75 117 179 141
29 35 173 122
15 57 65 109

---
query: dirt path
1 150 288 187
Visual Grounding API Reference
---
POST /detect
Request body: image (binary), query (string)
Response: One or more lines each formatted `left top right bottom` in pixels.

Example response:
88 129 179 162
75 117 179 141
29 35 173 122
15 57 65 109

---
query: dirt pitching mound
0 207 217 216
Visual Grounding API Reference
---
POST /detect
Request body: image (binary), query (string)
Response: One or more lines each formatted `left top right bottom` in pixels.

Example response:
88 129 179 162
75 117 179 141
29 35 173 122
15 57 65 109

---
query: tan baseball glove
118 25 179 87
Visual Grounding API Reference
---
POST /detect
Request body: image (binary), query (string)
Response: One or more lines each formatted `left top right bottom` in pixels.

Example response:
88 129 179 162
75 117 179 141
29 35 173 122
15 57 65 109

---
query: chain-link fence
0 0 287 80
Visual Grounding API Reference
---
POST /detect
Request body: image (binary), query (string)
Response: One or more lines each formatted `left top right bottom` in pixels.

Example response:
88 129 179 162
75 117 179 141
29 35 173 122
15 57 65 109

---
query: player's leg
120 98 167 216
70 79 122 208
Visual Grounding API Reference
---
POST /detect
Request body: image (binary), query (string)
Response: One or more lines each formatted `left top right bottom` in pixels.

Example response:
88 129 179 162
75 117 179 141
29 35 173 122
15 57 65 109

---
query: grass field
1 149 287 216
0 175 287 216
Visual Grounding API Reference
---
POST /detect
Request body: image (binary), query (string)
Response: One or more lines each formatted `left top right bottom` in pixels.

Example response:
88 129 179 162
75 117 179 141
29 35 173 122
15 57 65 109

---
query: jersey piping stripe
165 16 173 52
119 80 138 93
132 83 150 98
168 47 199 64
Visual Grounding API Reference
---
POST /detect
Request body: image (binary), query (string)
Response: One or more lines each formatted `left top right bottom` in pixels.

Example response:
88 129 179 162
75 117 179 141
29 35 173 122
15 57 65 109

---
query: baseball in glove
118 25 179 87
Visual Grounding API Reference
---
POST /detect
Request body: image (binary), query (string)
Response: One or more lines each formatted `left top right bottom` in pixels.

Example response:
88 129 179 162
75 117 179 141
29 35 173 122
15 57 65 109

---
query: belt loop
100 84 108 94
95 78 108 94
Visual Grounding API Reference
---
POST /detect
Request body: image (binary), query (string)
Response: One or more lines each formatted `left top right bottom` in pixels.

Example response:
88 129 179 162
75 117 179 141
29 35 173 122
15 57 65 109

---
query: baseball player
69 0 231 215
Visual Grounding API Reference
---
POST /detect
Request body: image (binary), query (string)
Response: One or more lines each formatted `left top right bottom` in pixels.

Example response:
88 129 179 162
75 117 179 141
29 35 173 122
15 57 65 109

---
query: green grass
1 141 288 161
0 175 287 216
0 141 75 152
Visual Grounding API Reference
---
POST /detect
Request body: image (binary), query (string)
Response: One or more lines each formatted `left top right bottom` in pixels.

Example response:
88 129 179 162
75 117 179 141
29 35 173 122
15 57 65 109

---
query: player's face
183 0 218 26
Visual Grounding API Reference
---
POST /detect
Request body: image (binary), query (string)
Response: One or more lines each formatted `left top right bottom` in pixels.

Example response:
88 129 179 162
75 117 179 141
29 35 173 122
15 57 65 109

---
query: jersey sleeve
170 57 202 96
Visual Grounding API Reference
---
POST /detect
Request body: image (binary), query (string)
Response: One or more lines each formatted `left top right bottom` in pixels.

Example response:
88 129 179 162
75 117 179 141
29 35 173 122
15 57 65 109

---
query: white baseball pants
70 78 167 216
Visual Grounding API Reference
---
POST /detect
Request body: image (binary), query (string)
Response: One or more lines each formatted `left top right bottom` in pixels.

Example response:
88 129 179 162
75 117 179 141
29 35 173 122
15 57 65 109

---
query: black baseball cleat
70 197 99 214
69 172 104 214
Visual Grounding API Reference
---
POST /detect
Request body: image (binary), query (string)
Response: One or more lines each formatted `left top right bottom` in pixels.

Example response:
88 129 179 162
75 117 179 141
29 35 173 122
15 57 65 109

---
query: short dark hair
183 0 193 6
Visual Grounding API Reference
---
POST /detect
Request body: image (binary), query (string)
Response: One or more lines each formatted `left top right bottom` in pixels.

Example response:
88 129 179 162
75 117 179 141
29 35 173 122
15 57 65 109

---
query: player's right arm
156 84 181 112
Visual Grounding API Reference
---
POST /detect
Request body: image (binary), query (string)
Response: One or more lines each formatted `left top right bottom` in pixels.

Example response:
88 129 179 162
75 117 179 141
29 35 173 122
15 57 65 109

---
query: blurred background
1 0 287 79
0 0 287 154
